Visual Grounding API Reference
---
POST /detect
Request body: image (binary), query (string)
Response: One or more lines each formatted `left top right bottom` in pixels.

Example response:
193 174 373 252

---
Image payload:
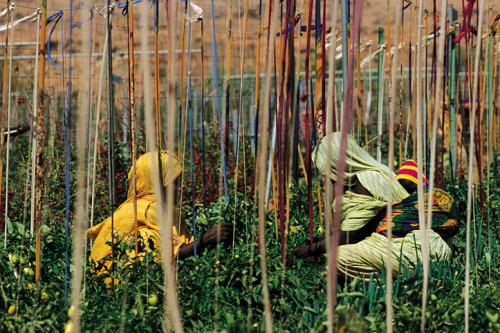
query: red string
303 0 315 252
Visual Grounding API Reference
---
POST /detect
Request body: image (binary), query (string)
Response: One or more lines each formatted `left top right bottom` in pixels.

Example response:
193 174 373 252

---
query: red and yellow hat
396 159 428 185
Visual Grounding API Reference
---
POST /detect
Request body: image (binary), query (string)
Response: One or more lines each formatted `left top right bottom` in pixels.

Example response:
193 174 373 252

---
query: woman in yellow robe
87 151 233 268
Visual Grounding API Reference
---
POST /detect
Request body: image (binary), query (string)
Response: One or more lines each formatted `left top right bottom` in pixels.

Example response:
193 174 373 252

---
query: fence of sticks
0 0 499 332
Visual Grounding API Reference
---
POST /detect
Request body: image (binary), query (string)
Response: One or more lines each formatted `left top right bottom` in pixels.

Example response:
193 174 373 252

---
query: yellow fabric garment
87 151 193 266
337 230 451 281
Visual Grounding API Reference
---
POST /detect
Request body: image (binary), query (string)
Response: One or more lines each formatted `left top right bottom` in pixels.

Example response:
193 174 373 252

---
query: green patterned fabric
376 188 461 239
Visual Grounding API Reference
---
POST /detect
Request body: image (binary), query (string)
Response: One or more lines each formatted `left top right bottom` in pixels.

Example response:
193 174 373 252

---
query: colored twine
210 0 229 203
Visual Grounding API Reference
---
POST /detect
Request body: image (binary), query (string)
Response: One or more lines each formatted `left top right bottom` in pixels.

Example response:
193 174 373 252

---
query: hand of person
201 223 234 251
293 240 313 259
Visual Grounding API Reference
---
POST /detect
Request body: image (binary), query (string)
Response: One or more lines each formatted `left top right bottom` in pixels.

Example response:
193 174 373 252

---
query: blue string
201 98 207 207
46 11 63 70
70 3 93 29
187 1 197 258
253 0 262 160
292 81 302 181
117 0 155 9
200 2 207 209
315 0 321 38
210 0 228 203
276 15 300 37
299 24 322 33
423 26 442 42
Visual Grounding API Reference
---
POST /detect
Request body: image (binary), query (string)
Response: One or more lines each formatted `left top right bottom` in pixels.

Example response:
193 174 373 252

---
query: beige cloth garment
336 230 452 281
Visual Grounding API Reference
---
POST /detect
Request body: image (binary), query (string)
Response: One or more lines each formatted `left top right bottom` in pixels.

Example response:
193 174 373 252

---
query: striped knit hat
396 159 428 185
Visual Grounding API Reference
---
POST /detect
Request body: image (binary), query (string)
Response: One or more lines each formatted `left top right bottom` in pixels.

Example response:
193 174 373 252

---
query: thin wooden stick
399 3 404 167
69 4 92 330
127 0 139 258
3 6 13 249
314 0 325 139
89 23 110 247
376 28 385 162
465 0 486 331
164 0 184 330
324 0 339 330
0 0 11 247
421 0 449 331
30 10 41 237
236 0 249 188
413 4 436 333
155 0 161 150
34 0 47 284
449 14 458 176
142 0 155 166
177 3 188 159
253 0 263 152
257 1 278 331
200 0 207 208
386 0 403 330
141 1 157 323
225 0 232 170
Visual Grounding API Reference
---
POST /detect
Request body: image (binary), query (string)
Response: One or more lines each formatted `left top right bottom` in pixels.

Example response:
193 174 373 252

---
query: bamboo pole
164 0 184 330
414 1 427 331
257 1 278 331
486 35 493 202
420 0 449 331
155 0 161 149
187 0 198 259
340 0 348 99
253 0 263 157
34 0 47 284
303 0 314 259
209 0 229 203
376 28 384 162
398 3 404 167
3 5 13 249
141 0 157 309
328 0 361 329
143 0 155 174
314 0 325 139
465 0 486 331
449 9 457 175
89 21 110 247
225 0 232 169
324 0 339 331
177 2 188 160
0 0 11 247
277 0 293 264
127 0 139 258
30 10 41 237
69 2 92 330
386 0 403 330
199 0 208 208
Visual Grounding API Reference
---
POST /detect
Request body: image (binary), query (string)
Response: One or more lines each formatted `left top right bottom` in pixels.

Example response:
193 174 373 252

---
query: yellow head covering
127 151 183 200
